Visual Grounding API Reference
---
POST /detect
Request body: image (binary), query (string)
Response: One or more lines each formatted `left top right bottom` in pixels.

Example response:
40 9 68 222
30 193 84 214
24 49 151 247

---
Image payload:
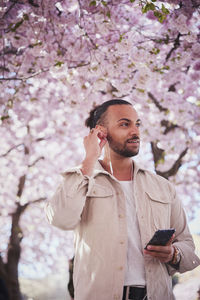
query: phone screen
144 228 175 249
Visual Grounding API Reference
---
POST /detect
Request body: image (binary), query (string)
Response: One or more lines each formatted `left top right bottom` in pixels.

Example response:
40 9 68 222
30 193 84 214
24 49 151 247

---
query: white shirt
120 180 146 286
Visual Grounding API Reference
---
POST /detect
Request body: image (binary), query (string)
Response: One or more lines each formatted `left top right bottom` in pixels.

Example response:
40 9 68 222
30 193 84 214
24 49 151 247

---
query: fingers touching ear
96 125 107 133
95 125 107 139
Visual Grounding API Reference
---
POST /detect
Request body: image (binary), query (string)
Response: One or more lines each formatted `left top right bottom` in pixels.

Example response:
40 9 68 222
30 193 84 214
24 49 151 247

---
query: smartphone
144 228 175 250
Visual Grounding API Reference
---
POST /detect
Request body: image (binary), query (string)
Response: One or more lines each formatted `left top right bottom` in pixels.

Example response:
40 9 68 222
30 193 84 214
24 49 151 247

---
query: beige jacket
45 161 200 300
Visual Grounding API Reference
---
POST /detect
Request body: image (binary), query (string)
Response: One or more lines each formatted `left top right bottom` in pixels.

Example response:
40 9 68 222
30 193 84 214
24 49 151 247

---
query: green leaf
89 0 96 6
130 0 135 3
11 19 24 32
137 88 145 93
163 65 170 70
29 41 42 48
119 34 123 42
154 11 161 18
10 13 29 33
159 14 166 23
54 61 64 67
142 3 155 14
128 62 135 68
150 47 160 55
101 1 107 6
1 115 9 121
106 11 111 18
30 97 37 102
154 11 166 23
23 13 29 21
164 109 170 115
161 4 169 14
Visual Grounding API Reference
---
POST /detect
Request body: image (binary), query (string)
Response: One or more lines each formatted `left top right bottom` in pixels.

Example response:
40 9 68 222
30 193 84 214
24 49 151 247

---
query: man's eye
136 122 141 127
120 122 129 127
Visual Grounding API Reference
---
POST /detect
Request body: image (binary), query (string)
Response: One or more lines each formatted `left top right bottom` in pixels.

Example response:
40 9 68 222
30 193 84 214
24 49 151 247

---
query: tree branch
17 175 26 198
28 0 39 7
0 61 90 81
0 138 49 158
148 92 168 112
151 141 165 168
0 143 24 157
156 147 188 179
161 120 179 135
0 69 49 81
2 1 18 19
6 196 45 300
28 156 44 168
168 82 179 92
18 197 46 214
165 33 181 62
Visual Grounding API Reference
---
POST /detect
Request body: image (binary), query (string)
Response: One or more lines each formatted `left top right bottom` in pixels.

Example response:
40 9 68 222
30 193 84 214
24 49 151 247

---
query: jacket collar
62 159 144 180
93 160 144 180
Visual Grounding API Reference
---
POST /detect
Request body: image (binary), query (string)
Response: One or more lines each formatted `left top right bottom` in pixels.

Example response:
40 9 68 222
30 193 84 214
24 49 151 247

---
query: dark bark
151 141 188 180
150 141 165 169
148 92 168 112
156 147 188 179
0 131 49 300
3 197 45 300
1 142 46 300
160 120 179 135
165 33 181 62
5 204 27 300
0 255 10 300
149 92 188 179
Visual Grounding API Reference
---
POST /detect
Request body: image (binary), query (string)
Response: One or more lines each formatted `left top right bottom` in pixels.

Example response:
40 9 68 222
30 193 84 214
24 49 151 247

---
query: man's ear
96 125 107 135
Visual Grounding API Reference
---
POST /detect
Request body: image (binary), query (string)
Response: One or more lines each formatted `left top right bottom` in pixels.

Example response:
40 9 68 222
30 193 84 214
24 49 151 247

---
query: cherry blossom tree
0 1 200 299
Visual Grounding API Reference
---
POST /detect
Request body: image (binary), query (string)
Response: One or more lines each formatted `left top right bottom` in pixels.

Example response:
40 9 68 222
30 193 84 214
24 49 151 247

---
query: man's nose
129 124 140 136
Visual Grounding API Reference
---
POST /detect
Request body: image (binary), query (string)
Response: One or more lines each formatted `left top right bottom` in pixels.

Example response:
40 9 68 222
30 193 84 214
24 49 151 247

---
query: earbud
96 125 107 140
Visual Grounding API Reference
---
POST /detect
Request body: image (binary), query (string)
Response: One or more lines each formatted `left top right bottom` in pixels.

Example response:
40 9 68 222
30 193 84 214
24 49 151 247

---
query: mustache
126 135 140 142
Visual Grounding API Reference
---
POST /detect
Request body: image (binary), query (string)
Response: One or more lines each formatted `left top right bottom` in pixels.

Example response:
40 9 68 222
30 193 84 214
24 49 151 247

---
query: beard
107 133 140 157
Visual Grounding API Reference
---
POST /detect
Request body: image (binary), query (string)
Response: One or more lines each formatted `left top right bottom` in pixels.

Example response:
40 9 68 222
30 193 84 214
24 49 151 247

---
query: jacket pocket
86 183 113 198
145 191 171 230
83 184 114 225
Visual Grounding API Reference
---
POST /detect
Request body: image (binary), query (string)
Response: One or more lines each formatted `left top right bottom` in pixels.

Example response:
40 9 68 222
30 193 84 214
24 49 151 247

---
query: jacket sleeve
45 168 95 230
166 183 200 275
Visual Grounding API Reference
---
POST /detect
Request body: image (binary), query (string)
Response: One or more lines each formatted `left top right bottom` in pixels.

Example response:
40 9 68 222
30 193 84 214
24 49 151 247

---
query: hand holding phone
144 228 175 250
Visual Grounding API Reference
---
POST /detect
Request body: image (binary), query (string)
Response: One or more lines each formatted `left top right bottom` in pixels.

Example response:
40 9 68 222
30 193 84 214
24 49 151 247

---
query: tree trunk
0 254 10 300
4 204 26 300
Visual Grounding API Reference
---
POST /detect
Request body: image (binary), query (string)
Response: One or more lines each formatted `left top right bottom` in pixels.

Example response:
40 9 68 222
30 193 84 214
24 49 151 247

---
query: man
45 99 200 300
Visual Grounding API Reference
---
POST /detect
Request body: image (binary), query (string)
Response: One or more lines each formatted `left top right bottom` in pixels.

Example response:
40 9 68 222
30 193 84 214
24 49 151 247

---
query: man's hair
85 99 132 129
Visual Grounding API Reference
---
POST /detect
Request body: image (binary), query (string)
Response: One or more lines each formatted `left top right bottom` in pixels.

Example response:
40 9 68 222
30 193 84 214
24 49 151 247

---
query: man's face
105 104 141 157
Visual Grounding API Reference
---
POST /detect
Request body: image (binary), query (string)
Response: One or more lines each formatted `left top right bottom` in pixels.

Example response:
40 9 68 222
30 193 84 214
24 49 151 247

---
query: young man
46 99 200 300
